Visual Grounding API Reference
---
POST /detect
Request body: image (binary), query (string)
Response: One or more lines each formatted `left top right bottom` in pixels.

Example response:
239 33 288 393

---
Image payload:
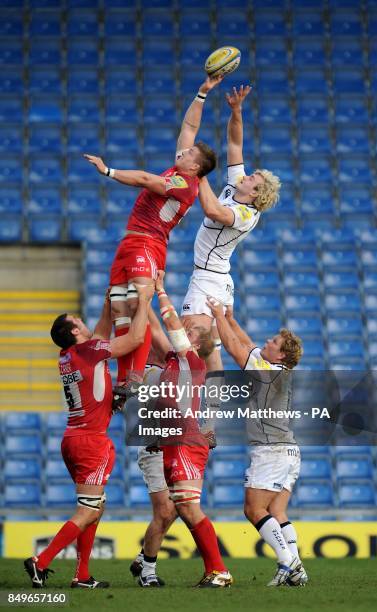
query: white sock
135 550 144 564
257 515 293 565
141 560 156 578
281 521 300 561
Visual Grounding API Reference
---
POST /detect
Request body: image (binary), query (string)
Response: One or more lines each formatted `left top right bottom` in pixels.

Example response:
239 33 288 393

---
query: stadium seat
284 272 319 290
331 38 364 67
336 458 373 481
0 68 23 94
295 68 328 94
3 413 41 432
180 11 211 36
105 10 136 37
5 435 42 456
323 271 359 290
0 186 22 213
327 340 364 359
243 249 278 268
45 459 70 481
246 316 282 336
286 315 322 335
4 484 41 508
129 484 150 507
0 215 22 242
335 94 369 123
67 124 101 153
256 69 290 96
300 458 332 479
298 126 332 153
321 250 358 267
0 154 22 182
296 95 330 123
258 96 292 123
29 125 62 153
213 485 244 507
68 185 101 215
243 271 279 290
260 125 293 153
299 155 333 182
254 10 286 36
29 187 62 214
68 68 99 94
324 292 361 313
67 10 99 36
293 37 326 66
292 11 324 36
67 95 100 123
29 156 62 183
281 247 317 269
217 10 251 36
0 13 22 36
67 38 100 66
29 11 61 36
144 95 177 124
285 293 321 313
338 483 375 507
212 459 246 480
0 39 23 64
295 482 334 507
4 459 41 481
255 38 288 67
45 412 67 434
336 126 370 154
105 484 125 507
330 11 363 36
29 216 62 242
45 483 76 507
45 435 63 457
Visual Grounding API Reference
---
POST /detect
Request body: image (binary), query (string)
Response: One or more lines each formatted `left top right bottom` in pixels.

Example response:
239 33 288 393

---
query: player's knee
110 286 130 324
76 493 103 525
244 501 258 524
169 486 201 516
157 502 177 529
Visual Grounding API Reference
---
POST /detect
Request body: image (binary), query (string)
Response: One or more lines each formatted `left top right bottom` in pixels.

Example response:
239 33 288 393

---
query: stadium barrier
3 521 377 560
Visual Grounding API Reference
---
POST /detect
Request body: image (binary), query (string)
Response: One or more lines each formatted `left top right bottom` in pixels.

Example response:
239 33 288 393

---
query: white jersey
194 163 260 273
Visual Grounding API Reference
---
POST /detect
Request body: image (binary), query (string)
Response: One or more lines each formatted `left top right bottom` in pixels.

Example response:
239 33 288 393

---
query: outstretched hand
199 74 224 94
206 296 225 318
83 154 107 174
134 283 155 301
226 85 252 110
155 270 165 293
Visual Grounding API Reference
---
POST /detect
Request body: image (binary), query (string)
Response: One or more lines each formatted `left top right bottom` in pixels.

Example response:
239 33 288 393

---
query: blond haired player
207 299 308 587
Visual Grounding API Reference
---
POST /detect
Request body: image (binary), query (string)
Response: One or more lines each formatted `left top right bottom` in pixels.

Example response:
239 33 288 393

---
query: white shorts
244 445 301 493
137 447 168 494
181 268 234 318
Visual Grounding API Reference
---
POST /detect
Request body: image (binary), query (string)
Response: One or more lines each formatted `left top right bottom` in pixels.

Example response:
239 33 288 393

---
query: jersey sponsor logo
159 197 181 223
273 482 283 490
131 265 150 273
225 188 232 198
61 370 83 385
287 447 300 457
59 353 71 364
236 204 253 221
165 175 188 190
136 256 145 264
93 340 111 352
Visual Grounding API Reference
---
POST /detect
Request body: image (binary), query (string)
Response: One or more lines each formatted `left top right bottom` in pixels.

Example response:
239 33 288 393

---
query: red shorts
163 444 209 485
61 434 116 485
110 235 167 284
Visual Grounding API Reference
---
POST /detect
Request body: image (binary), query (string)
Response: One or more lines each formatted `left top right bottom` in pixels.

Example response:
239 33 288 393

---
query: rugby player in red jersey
24 284 154 590
83 75 222 402
136 271 232 588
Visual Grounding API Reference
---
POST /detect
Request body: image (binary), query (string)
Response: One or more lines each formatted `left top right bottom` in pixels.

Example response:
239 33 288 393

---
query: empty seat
286 315 322 335
105 67 137 94
0 186 22 213
67 185 101 215
5 484 41 507
244 271 279 290
284 272 319 290
0 68 23 94
129 484 150 507
285 293 321 313
331 37 364 66
256 69 290 95
29 216 62 242
336 458 373 480
298 126 332 153
3 412 41 432
29 156 62 183
300 458 332 479
45 459 70 480
335 94 369 123
299 155 333 182
338 185 373 215
321 249 358 267
143 95 177 124
328 340 364 359
254 10 286 36
29 38 61 65
0 216 22 242
336 126 370 153
293 37 326 66
301 185 335 216
243 250 278 267
324 292 361 312
67 10 98 36
45 412 67 434
323 271 359 289
258 155 294 182
296 95 330 123
67 38 99 65
29 11 61 36
29 67 61 94
292 11 324 36
142 39 174 66
105 10 136 37
29 125 61 153
330 11 363 36
326 316 363 337
68 68 99 94
295 68 328 94
255 38 287 67
217 10 251 36
4 459 41 481
246 316 282 336
333 68 365 94
5 435 42 455
67 156 100 183
180 38 211 67
244 293 281 313
180 11 211 36
260 125 293 153
67 95 100 122
105 95 139 123
0 154 22 182
295 481 334 506
0 39 23 64
143 10 174 36
45 483 75 507
338 482 375 507
213 459 245 480
258 96 292 123
213 485 244 507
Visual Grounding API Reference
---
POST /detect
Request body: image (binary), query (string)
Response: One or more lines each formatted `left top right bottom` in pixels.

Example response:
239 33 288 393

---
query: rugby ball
205 46 241 78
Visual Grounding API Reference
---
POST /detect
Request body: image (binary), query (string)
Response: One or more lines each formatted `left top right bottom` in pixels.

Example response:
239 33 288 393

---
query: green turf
0 558 376 612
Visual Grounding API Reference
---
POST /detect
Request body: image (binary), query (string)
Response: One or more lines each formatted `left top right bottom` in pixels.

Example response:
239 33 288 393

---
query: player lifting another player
84 75 222 408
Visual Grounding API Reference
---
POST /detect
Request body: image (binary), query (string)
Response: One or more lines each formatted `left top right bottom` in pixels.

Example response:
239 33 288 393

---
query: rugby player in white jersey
180 86 281 442
207 300 308 587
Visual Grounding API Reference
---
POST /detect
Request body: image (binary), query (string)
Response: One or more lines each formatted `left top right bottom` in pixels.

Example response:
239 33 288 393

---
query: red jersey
59 339 113 437
157 350 206 444
127 166 199 244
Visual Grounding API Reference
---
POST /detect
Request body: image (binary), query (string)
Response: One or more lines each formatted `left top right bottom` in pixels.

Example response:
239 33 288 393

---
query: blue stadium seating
213 460 246 481
338 483 375 507
4 484 41 508
300 458 332 479
45 412 67 434
213 485 244 507
129 484 150 507
45 459 70 482
5 435 42 456
336 458 374 481
45 483 75 507
295 482 334 507
3 413 41 432
4 459 41 482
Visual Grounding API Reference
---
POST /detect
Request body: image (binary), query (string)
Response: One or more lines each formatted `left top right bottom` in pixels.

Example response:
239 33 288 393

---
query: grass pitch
0 558 376 612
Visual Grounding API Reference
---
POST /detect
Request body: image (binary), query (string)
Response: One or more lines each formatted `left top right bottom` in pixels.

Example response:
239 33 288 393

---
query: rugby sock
75 522 98 581
136 548 144 564
280 521 300 560
36 521 82 570
114 325 130 383
116 324 151 383
256 515 293 565
141 554 157 578
190 517 227 574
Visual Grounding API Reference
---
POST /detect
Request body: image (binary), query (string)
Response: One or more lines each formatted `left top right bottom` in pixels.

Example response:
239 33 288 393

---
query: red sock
115 326 130 383
74 522 98 581
190 516 227 574
37 521 82 570
116 323 152 383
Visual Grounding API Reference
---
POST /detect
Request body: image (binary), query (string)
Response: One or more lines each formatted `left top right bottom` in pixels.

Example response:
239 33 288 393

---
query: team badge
165 175 188 190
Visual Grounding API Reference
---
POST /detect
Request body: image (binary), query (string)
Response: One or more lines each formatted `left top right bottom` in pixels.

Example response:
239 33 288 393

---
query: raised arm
206 298 255 369
110 284 154 359
148 306 171 363
176 75 223 152
225 305 256 348
155 272 192 358
198 177 234 225
226 85 251 166
83 155 167 195
92 290 112 340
